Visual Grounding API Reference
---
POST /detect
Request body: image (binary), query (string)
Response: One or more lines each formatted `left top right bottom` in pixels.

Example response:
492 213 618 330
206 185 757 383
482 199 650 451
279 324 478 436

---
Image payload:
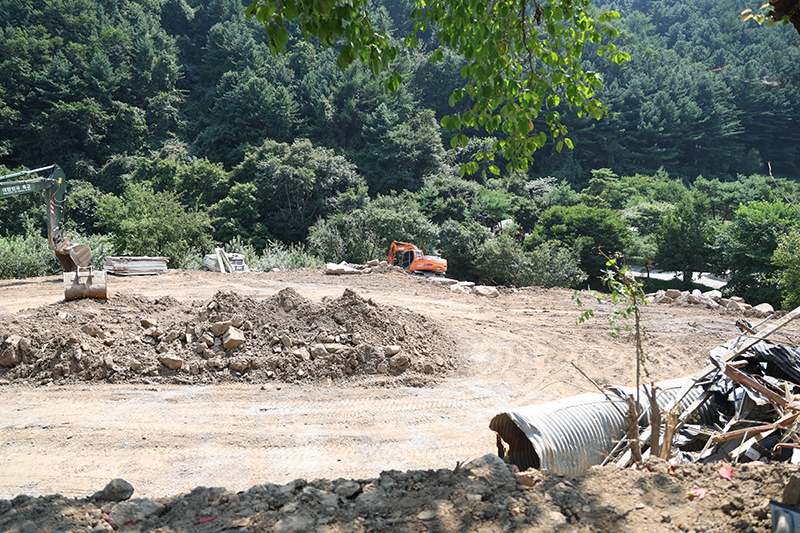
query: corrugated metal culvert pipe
490 377 714 476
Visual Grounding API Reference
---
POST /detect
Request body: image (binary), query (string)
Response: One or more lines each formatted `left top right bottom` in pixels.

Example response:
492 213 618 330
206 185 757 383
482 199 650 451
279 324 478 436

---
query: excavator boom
1 164 107 300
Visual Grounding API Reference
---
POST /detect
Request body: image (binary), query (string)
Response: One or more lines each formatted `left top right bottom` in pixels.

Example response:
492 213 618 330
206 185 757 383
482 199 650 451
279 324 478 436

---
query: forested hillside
1 0 799 309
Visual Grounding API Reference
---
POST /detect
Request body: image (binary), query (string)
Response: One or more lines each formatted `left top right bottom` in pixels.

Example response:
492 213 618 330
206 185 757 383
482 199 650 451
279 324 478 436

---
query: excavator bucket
63 268 107 301
57 243 107 300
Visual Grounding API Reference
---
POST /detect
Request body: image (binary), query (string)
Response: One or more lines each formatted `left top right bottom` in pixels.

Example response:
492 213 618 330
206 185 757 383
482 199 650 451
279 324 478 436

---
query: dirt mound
0 455 790 532
0 287 459 387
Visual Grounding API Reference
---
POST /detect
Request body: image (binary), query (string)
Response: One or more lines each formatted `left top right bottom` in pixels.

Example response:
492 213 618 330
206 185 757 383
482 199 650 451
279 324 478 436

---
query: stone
367 259 380 266
106 498 165 529
465 454 515 485
293 347 311 361
200 333 214 346
450 284 472 294
753 303 775 316
228 357 249 372
81 324 105 339
210 321 233 336
223 327 246 349
163 330 180 343
702 289 723 301
325 262 366 275
389 354 410 368
726 299 747 311
687 293 704 305
652 294 674 304
474 286 500 298
0 335 28 366
231 314 245 327
323 343 347 353
274 513 317 533
92 478 135 502
334 480 361 498
207 358 225 369
782 475 800 505
159 354 183 370
0 346 21 367
310 344 329 358
664 289 682 299
377 362 388 373
427 277 458 285
384 345 401 356
417 509 438 521
140 317 157 328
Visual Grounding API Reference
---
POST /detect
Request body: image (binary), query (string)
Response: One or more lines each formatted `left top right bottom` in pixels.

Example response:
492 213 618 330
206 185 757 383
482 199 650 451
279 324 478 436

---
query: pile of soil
0 287 459 387
1 454 792 533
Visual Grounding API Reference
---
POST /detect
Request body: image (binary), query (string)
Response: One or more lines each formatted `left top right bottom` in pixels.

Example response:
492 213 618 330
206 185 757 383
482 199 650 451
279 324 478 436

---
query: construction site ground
1 267 799 532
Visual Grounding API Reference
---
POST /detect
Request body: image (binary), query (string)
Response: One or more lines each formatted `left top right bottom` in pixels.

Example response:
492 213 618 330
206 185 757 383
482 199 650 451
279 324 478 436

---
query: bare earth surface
1 267 799 532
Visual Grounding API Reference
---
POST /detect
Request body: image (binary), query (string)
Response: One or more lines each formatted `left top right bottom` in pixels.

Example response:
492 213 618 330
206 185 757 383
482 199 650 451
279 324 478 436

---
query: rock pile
648 288 776 316
0 455 792 532
0 288 459 387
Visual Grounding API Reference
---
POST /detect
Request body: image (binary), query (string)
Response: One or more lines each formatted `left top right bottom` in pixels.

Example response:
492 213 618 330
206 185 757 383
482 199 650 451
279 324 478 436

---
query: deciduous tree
244 0 629 173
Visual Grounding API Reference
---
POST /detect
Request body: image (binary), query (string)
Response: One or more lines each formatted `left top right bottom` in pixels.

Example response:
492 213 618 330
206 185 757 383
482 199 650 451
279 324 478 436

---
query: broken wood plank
712 413 799 443
661 305 800 423
723 363 799 410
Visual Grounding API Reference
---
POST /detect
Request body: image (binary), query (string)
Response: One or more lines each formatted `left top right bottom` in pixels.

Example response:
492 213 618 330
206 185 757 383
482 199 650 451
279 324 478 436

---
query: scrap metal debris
493 306 800 475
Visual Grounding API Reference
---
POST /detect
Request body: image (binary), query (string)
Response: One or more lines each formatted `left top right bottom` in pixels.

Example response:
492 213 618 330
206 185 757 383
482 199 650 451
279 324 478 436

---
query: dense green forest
1 0 800 309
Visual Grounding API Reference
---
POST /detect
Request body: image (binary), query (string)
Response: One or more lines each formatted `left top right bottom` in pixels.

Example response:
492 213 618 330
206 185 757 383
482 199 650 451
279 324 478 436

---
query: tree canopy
245 0 630 173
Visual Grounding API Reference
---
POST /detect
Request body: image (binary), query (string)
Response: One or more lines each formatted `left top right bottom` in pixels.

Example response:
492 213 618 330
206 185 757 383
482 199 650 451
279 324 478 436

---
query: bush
473 235 587 288
0 229 61 279
436 219 489 281
252 240 324 271
307 194 438 264
96 181 213 266
772 228 800 310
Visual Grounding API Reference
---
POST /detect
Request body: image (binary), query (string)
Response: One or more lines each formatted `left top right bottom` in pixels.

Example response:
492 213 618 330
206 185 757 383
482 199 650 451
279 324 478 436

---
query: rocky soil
2 454 797 533
1 266 800 532
0 286 458 388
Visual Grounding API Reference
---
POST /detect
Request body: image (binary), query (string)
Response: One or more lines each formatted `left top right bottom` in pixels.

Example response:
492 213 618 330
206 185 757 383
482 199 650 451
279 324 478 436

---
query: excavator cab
1 164 107 301
401 249 420 270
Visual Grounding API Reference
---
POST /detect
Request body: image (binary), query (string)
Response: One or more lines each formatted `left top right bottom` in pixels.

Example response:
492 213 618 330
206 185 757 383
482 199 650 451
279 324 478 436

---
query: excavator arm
1 164 106 300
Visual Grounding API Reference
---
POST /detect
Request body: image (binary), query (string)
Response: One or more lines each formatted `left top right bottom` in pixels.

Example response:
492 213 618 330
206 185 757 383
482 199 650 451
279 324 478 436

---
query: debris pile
648 287 775 316
1 455 795 532
103 256 169 276
203 248 249 273
0 288 458 387
492 308 800 478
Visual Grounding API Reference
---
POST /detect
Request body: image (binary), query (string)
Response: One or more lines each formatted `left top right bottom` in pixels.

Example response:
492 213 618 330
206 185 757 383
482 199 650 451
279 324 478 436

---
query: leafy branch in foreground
245 0 630 174
573 248 652 399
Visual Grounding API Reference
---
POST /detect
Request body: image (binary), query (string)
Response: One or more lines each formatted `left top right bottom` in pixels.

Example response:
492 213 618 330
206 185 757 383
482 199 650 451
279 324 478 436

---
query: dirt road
0 268 781 500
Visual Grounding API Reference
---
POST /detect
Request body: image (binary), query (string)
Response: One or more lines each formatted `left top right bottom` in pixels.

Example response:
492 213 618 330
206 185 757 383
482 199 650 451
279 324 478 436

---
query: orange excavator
387 241 447 275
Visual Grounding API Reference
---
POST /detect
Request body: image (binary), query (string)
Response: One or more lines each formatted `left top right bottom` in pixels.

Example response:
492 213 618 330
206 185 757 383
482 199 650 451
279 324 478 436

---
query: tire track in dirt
1 269 786 500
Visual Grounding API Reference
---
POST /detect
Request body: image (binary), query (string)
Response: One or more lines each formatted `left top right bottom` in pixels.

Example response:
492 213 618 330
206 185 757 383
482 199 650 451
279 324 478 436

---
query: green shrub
772 228 800 310
473 235 587 288
253 241 324 271
96 181 213 266
0 230 61 279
